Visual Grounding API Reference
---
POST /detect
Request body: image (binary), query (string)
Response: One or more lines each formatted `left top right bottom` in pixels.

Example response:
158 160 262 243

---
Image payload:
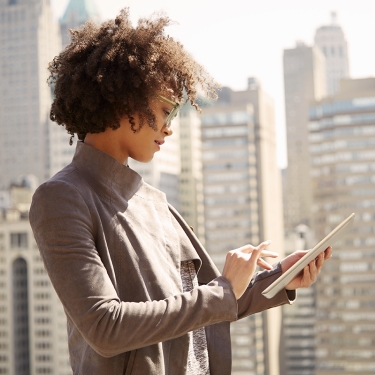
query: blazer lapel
168 204 221 284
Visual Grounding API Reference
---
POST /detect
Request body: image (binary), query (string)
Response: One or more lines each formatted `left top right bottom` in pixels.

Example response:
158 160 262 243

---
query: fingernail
264 240 272 244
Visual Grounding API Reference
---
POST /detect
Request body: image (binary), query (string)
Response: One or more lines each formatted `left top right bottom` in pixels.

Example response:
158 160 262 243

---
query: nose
163 125 173 137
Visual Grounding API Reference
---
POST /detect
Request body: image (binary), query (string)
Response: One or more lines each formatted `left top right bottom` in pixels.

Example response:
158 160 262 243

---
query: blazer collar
72 141 143 201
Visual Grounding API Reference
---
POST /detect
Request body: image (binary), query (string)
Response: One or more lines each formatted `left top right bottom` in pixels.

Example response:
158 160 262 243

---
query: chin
134 154 155 163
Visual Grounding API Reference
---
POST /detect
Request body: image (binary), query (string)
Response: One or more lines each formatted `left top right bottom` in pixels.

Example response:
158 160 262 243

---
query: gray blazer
29 142 294 375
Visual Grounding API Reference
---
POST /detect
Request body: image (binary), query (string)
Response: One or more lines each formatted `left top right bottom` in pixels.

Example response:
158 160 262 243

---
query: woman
30 9 331 375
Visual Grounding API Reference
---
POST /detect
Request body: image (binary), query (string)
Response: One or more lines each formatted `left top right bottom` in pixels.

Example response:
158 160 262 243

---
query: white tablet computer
262 213 355 299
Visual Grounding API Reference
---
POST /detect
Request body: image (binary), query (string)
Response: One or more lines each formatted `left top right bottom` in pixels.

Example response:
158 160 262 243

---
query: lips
154 140 165 146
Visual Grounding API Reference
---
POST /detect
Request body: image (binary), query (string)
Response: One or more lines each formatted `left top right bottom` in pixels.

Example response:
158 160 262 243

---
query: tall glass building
283 42 326 229
178 105 206 244
59 0 100 49
128 116 181 210
281 224 316 375
309 77 375 374
0 185 71 375
201 79 284 375
0 1 101 373
0 0 66 189
314 12 350 97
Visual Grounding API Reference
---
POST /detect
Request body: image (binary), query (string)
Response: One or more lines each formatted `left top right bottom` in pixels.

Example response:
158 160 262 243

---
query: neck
84 130 128 165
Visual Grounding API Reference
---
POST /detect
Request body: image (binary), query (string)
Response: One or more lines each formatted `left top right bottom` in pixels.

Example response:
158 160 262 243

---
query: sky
51 0 375 168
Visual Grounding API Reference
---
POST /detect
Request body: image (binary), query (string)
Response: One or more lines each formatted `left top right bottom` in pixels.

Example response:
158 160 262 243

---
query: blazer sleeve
168 203 296 320
236 264 296 319
29 180 239 358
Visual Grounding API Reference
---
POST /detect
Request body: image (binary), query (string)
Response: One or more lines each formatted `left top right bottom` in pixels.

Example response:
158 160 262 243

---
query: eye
163 109 171 116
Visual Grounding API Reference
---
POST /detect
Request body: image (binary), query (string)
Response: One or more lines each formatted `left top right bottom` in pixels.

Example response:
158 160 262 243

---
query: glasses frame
156 94 180 129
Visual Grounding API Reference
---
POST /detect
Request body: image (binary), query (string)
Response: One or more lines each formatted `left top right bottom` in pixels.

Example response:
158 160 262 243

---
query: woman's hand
281 246 332 290
222 240 278 300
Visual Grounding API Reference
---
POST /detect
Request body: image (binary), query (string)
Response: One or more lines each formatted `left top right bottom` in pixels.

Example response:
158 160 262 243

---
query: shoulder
32 164 81 201
30 164 91 225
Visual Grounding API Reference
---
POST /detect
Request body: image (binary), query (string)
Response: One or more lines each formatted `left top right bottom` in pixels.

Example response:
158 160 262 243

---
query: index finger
240 240 272 254
260 249 279 258
256 240 272 251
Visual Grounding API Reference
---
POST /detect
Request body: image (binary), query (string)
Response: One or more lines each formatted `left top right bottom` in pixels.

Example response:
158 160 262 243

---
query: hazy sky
51 0 375 167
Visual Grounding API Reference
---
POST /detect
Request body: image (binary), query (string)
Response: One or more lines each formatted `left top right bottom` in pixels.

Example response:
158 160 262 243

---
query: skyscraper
281 224 316 375
309 77 375 374
0 183 71 375
0 0 63 189
51 0 102 178
283 42 326 229
0 1 102 373
201 78 284 375
128 117 181 209
314 12 350 97
179 105 206 243
59 0 100 49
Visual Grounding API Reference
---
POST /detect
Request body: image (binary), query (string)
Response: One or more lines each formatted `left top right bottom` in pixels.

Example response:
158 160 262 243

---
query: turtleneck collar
71 141 143 202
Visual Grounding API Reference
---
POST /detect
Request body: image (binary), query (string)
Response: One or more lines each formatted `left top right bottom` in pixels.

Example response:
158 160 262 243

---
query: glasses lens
166 105 180 128
156 95 180 128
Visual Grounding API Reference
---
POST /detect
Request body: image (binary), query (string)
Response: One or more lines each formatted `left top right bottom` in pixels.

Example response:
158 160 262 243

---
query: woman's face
117 95 175 163
85 94 177 165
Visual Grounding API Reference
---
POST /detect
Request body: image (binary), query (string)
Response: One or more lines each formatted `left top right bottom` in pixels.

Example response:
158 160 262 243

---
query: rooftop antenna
331 11 337 25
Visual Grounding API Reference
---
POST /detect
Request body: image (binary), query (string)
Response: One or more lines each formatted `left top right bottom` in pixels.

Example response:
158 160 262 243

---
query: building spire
330 11 337 25
60 0 100 24
59 0 101 48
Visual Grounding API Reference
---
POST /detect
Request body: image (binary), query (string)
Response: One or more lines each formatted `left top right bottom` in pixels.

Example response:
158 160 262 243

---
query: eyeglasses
156 94 180 129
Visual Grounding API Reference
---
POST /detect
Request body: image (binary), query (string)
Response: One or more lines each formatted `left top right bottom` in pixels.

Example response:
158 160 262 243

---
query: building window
12 257 30 375
36 368 52 374
35 342 51 349
10 233 28 248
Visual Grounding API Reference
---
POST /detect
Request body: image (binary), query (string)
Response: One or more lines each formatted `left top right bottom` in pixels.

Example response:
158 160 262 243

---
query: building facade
314 12 350 97
128 116 181 210
201 79 284 375
178 105 206 243
0 0 75 189
283 42 326 229
309 78 375 374
0 184 71 375
281 224 316 375
0 2 101 374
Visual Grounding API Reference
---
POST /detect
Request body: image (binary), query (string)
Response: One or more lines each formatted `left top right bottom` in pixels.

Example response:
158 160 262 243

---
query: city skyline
1 0 374 373
51 0 375 168
309 77 375 374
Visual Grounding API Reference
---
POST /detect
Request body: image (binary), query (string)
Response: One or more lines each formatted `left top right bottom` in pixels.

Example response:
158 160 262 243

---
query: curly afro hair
48 8 219 141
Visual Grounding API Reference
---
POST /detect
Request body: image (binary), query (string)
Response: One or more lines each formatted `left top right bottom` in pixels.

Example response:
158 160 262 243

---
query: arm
236 263 296 319
222 242 331 319
30 181 238 358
